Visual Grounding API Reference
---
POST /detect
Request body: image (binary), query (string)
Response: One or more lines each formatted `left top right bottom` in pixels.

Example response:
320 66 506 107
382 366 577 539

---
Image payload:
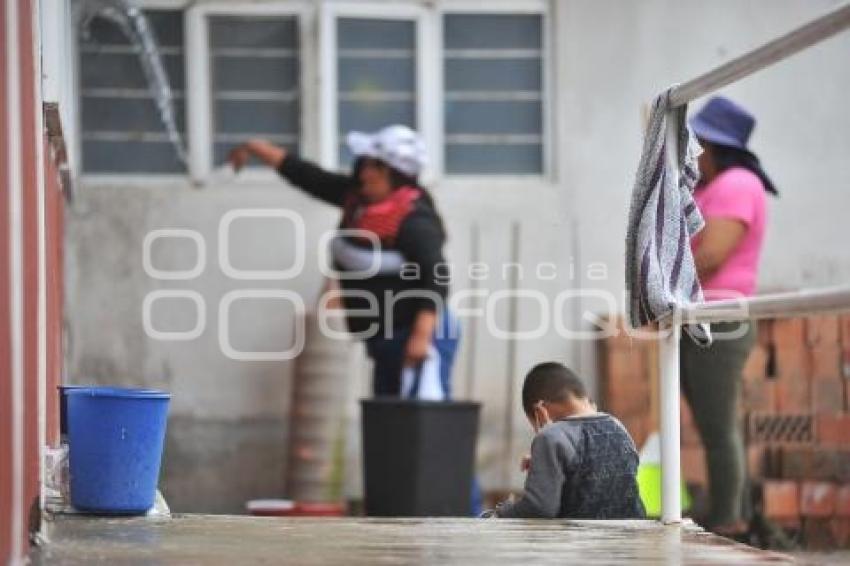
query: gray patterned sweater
495 414 645 519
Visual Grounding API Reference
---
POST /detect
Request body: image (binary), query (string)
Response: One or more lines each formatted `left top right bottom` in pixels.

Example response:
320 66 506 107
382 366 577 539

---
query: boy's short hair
522 362 587 416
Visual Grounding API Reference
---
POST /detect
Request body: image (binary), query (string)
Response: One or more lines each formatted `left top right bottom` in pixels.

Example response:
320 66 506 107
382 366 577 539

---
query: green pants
680 321 756 527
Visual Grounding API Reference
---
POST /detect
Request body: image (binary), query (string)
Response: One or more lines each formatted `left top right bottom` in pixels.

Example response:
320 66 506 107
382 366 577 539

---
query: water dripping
75 0 188 166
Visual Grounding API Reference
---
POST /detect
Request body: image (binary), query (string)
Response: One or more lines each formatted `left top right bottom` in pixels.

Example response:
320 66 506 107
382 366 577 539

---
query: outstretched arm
228 138 287 170
227 139 354 207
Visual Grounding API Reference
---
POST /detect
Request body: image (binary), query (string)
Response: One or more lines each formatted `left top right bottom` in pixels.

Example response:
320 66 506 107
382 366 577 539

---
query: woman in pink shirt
683 96 778 537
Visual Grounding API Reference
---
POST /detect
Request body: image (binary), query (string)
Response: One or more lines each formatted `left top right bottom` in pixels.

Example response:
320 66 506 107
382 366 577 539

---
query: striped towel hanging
625 88 712 346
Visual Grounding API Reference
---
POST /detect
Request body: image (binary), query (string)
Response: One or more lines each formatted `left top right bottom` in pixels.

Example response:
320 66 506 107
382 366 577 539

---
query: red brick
810 449 841 482
804 518 836 550
775 346 810 380
761 480 800 520
747 445 767 479
742 346 768 381
779 446 814 479
603 347 647 382
800 481 836 517
602 347 650 417
837 485 850 518
773 318 806 347
806 315 841 346
601 317 658 349
603 373 650 418
812 379 846 415
831 518 850 549
619 415 649 449
775 377 811 413
810 346 842 380
817 414 850 445
778 447 841 482
742 380 776 413
681 446 707 487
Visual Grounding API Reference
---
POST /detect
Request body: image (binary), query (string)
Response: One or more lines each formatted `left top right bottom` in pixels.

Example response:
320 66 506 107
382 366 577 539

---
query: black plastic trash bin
361 399 480 517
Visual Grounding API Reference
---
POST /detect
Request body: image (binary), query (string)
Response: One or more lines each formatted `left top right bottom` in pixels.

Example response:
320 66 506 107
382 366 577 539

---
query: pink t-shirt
692 167 767 300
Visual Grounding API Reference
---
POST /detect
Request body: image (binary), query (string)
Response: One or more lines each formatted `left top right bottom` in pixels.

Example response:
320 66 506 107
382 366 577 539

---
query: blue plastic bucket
58 384 90 438
67 386 170 514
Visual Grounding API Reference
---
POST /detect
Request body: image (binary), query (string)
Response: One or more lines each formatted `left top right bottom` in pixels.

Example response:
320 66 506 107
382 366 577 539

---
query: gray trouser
680 321 756 527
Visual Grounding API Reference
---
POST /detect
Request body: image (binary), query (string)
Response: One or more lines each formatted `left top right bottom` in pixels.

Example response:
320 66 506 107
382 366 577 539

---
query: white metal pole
659 321 682 524
660 113 682 524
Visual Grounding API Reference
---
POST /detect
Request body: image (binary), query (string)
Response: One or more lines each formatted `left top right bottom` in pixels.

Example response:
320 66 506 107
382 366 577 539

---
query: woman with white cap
228 125 458 400
685 96 777 537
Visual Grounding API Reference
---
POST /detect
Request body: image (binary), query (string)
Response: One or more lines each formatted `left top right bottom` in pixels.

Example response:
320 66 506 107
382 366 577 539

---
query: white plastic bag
400 345 445 401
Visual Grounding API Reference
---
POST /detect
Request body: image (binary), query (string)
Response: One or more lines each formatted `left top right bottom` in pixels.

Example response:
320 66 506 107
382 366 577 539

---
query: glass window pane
78 9 186 173
338 100 416 134
208 18 297 49
212 57 299 92
445 101 541 135
80 52 185 90
338 59 415 92
444 59 541 92
337 18 417 166
443 14 542 49
81 97 186 132
81 10 184 47
83 140 186 174
215 100 299 135
444 144 543 175
209 16 301 167
443 13 543 175
338 19 415 49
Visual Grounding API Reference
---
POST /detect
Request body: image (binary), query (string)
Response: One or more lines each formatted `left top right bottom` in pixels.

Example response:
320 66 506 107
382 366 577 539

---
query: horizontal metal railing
654 3 850 524
668 3 850 107
681 284 850 323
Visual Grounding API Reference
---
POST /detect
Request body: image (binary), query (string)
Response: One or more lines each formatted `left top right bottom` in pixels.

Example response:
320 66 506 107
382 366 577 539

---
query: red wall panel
2 0 64 560
0 0 14 560
19 0 42 536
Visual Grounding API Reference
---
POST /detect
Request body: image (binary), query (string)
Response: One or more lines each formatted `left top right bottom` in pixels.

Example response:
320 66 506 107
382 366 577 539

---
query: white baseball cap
346 125 427 177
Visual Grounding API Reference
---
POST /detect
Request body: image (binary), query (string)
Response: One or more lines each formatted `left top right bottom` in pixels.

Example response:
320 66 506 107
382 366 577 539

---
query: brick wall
598 314 850 549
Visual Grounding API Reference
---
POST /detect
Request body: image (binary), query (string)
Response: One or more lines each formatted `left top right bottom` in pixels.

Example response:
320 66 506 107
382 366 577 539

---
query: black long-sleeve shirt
278 155 449 337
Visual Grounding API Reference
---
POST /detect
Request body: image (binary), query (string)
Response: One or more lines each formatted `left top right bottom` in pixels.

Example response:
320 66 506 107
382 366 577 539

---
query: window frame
75 0 193 183
76 0 554 186
437 0 553 183
318 1 437 178
185 1 314 184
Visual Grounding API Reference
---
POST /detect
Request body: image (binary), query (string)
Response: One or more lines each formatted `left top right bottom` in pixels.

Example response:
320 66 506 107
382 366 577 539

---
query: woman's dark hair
352 157 446 237
705 142 779 196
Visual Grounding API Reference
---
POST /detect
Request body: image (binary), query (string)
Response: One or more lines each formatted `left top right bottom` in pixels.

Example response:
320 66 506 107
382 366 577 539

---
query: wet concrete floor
34 514 790 565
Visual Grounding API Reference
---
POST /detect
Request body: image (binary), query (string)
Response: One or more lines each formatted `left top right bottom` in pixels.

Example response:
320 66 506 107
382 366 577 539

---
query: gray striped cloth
625 89 711 346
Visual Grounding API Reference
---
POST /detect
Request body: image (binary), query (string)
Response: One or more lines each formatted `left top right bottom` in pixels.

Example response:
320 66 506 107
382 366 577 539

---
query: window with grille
443 13 544 175
78 10 186 173
336 17 417 167
208 16 300 167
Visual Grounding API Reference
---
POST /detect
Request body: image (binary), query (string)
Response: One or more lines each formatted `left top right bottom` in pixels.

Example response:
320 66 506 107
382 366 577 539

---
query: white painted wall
65 0 850 501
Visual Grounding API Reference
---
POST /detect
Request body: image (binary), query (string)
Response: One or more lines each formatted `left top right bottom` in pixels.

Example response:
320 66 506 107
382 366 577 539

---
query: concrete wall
558 0 850 299
65 0 850 511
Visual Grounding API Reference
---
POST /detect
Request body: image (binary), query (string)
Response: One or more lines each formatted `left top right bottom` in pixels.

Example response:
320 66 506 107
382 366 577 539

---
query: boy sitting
491 362 645 519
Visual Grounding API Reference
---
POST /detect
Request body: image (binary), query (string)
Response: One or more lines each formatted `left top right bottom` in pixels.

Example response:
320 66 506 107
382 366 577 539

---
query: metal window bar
655 2 850 524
